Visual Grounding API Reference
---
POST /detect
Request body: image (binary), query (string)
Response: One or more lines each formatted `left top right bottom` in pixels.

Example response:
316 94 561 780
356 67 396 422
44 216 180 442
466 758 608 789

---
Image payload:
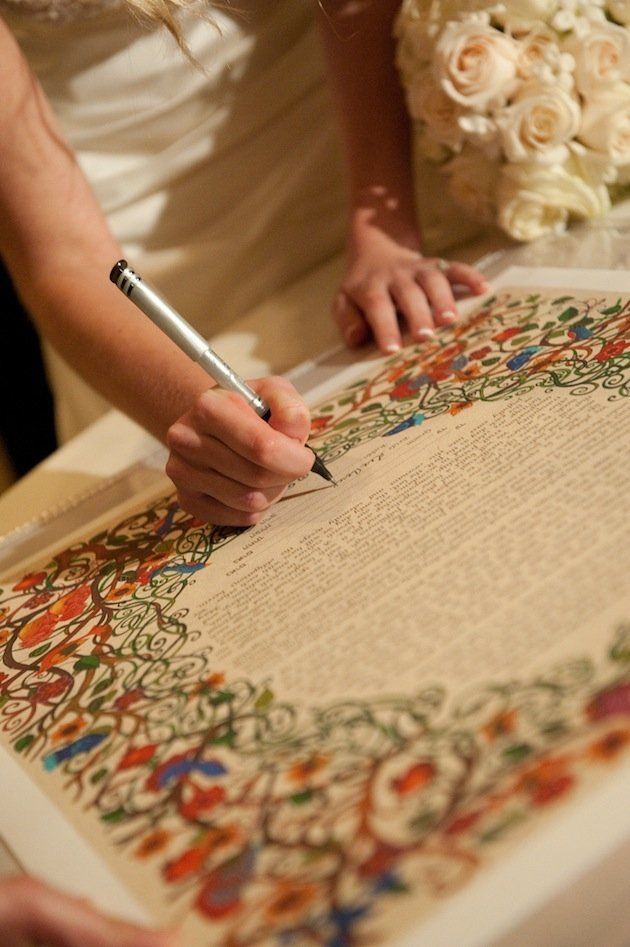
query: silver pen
109 261 335 484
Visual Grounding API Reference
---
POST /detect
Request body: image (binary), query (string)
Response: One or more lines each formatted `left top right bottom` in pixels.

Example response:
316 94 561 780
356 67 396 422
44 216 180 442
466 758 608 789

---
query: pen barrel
111 261 269 418
197 349 268 417
125 276 209 362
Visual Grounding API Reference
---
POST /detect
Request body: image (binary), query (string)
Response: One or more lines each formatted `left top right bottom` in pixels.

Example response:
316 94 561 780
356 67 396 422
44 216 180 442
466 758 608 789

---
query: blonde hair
123 0 226 64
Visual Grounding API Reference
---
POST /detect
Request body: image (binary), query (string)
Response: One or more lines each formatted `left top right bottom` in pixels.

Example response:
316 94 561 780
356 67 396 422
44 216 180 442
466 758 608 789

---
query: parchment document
0 270 628 946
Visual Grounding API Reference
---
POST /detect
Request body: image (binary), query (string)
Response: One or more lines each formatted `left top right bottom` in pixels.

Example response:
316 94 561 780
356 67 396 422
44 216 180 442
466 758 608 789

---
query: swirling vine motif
0 287 629 944
309 290 630 462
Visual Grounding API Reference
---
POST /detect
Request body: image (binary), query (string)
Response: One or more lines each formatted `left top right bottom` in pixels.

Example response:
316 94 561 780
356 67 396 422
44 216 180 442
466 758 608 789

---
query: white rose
407 69 464 149
435 18 519 112
579 83 630 165
445 147 499 222
515 27 575 91
607 0 630 25
497 158 611 240
495 82 581 164
565 20 630 95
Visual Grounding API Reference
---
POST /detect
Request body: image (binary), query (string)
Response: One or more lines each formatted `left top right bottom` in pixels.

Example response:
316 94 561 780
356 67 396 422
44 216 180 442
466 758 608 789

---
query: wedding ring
436 258 450 272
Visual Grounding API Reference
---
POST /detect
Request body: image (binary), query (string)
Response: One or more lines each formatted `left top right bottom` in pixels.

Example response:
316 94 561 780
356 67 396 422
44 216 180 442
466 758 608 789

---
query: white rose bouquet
395 0 630 241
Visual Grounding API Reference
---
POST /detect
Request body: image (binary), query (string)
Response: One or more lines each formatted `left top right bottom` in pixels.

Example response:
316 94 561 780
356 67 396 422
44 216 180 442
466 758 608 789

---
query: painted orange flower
516 756 575 807
288 753 328 785
12 571 48 592
264 881 317 923
49 585 91 620
0 629 11 646
448 401 473 416
391 761 435 795
587 728 630 762
52 716 86 745
135 829 171 860
105 581 137 601
191 672 226 696
19 612 59 648
482 709 518 742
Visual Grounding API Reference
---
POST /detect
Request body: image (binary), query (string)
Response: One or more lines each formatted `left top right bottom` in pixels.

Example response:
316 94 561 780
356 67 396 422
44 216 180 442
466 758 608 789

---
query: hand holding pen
110 262 335 527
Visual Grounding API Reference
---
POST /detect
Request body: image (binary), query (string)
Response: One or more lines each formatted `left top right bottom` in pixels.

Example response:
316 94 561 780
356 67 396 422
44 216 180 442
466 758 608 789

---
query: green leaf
14 734 35 753
209 690 235 705
601 300 621 315
502 743 532 764
482 357 501 366
210 730 235 747
74 655 100 672
552 296 573 305
90 767 109 785
290 790 313 806
88 696 106 714
557 306 579 322
410 810 436 833
337 396 356 406
347 379 368 389
479 810 526 843
254 688 274 710
29 643 51 657
101 807 126 823
360 403 382 412
108 535 129 546
92 678 111 695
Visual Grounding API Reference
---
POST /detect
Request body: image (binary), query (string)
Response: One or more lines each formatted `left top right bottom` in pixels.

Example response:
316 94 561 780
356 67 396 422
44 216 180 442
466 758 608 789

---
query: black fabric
0 260 58 477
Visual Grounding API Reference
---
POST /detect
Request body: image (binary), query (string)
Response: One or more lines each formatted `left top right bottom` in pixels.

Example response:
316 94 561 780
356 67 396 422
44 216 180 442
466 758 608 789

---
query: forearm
22 265 213 443
0 18 211 442
317 0 419 247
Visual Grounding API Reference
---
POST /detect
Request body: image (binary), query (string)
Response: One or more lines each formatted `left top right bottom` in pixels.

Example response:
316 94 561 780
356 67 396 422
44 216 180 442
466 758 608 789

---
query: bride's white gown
1 0 482 440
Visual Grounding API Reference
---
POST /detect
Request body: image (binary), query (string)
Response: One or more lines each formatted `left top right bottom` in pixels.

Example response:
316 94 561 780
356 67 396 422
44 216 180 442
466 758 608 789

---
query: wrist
348 194 423 254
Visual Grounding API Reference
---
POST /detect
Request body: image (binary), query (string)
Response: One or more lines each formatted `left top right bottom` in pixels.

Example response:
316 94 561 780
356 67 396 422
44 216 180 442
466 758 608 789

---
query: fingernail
384 341 401 354
441 310 457 323
345 325 364 347
415 327 435 341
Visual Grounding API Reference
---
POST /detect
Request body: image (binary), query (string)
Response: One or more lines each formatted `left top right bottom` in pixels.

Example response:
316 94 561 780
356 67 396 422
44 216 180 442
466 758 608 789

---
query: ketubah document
0 267 628 946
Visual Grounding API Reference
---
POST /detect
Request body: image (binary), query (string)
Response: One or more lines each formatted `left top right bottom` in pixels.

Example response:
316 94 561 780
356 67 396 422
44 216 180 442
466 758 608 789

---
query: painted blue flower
452 354 468 370
569 324 593 341
162 562 206 575
43 731 108 771
506 346 543 371
385 412 425 436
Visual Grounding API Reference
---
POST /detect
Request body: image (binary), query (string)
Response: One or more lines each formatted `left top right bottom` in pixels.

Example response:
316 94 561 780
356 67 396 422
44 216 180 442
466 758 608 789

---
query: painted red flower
359 842 401 878
492 326 523 343
391 761 435 795
586 682 630 720
310 415 333 432
50 585 91 621
469 346 492 360
117 743 157 770
530 774 574 806
114 687 146 711
19 612 59 647
444 810 483 835
31 676 71 703
594 340 628 362
179 784 226 820
12 571 48 592
164 846 206 883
